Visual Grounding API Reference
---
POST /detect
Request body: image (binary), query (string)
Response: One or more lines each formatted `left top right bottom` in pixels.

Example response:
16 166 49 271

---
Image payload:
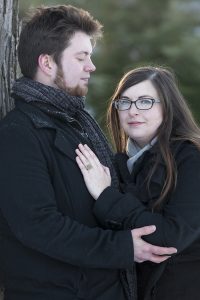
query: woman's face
118 80 163 147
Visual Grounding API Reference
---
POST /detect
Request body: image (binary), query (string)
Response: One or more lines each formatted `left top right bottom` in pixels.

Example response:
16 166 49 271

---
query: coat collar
115 140 186 205
16 100 57 130
115 145 159 182
16 100 77 161
115 145 165 189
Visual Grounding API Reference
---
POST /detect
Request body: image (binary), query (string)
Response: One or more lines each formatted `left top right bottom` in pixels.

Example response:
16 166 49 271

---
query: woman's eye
121 99 129 104
140 99 151 104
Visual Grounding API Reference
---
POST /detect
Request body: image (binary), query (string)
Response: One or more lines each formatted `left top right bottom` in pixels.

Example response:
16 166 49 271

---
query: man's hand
131 225 177 263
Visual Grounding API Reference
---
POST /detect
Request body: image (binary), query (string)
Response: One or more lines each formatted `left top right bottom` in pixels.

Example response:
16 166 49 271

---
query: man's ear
38 54 56 76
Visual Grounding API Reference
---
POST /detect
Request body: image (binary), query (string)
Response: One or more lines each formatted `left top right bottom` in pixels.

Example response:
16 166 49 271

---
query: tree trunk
0 0 19 120
0 2 19 298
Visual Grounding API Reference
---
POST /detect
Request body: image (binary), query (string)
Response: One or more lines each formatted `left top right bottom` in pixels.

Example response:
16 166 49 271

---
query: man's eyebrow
75 51 93 56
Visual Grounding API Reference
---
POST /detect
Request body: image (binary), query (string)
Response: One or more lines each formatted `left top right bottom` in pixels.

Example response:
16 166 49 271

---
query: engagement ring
85 163 92 170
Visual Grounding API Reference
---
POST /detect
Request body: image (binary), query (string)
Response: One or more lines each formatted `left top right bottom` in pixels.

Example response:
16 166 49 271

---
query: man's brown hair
18 5 103 79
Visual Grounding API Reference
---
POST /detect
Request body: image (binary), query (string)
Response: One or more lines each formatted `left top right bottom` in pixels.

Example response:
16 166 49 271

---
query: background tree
86 0 200 131
0 2 19 297
18 0 200 135
0 0 19 120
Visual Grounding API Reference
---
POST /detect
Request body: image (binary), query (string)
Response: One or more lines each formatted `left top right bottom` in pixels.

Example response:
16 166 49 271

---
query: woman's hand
75 144 111 200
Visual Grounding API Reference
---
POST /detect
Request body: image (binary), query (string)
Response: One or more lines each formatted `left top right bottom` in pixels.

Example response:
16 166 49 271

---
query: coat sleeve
0 123 133 269
94 144 200 253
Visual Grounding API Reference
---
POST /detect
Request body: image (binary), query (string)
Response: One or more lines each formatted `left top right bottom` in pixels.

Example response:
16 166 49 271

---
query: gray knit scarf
12 77 118 187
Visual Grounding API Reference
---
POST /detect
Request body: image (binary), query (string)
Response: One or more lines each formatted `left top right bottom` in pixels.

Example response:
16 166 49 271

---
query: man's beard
54 67 88 97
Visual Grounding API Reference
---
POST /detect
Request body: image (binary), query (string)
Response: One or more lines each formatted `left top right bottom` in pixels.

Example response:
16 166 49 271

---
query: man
0 5 176 300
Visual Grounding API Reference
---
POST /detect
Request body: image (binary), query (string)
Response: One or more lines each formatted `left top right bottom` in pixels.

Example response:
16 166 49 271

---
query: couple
0 4 200 300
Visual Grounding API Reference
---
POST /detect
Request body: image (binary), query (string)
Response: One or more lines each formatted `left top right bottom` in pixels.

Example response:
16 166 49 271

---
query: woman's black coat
0 101 134 300
94 141 200 300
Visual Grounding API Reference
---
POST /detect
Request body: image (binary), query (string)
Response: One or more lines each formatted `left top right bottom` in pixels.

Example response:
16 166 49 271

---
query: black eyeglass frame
113 97 161 111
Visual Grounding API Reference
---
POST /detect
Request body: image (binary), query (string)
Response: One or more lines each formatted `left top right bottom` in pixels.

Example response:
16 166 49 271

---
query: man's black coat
0 101 133 300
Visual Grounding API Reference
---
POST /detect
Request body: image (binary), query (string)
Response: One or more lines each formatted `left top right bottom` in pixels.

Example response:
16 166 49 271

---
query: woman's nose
128 102 139 115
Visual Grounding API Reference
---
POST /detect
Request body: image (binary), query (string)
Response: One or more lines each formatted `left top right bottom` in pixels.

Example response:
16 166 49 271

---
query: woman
75 66 200 300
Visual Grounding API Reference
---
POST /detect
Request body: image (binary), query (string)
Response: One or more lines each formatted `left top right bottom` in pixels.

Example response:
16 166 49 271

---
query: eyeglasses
113 97 160 111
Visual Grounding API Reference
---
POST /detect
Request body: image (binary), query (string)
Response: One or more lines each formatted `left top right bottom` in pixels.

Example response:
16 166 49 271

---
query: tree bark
0 2 19 298
0 0 19 120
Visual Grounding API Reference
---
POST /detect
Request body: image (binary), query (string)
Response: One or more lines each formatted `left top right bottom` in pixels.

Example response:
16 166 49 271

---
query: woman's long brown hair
107 66 200 209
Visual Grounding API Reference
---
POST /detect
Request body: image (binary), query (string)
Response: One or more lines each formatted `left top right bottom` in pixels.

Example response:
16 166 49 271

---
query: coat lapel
54 130 76 161
17 101 76 161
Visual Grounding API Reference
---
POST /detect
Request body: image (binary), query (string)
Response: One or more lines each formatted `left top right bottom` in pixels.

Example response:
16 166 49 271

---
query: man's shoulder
0 105 30 130
0 109 36 149
0 101 55 132
0 103 46 143
0 104 54 153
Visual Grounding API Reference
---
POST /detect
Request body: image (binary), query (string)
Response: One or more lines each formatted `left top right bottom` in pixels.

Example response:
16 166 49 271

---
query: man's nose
85 59 96 72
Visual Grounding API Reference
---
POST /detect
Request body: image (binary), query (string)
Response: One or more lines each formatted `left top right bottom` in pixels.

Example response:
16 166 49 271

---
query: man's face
53 31 96 96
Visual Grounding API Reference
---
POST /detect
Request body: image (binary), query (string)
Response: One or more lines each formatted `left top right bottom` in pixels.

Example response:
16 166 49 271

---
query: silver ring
85 163 92 171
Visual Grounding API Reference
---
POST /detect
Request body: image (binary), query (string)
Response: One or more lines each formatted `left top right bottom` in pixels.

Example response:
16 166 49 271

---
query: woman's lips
128 121 145 126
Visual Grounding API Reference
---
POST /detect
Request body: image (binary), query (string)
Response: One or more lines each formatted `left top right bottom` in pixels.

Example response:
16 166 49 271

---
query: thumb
132 225 156 237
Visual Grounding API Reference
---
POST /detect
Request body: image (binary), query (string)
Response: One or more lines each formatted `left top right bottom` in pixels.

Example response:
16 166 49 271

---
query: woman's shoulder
171 140 200 162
